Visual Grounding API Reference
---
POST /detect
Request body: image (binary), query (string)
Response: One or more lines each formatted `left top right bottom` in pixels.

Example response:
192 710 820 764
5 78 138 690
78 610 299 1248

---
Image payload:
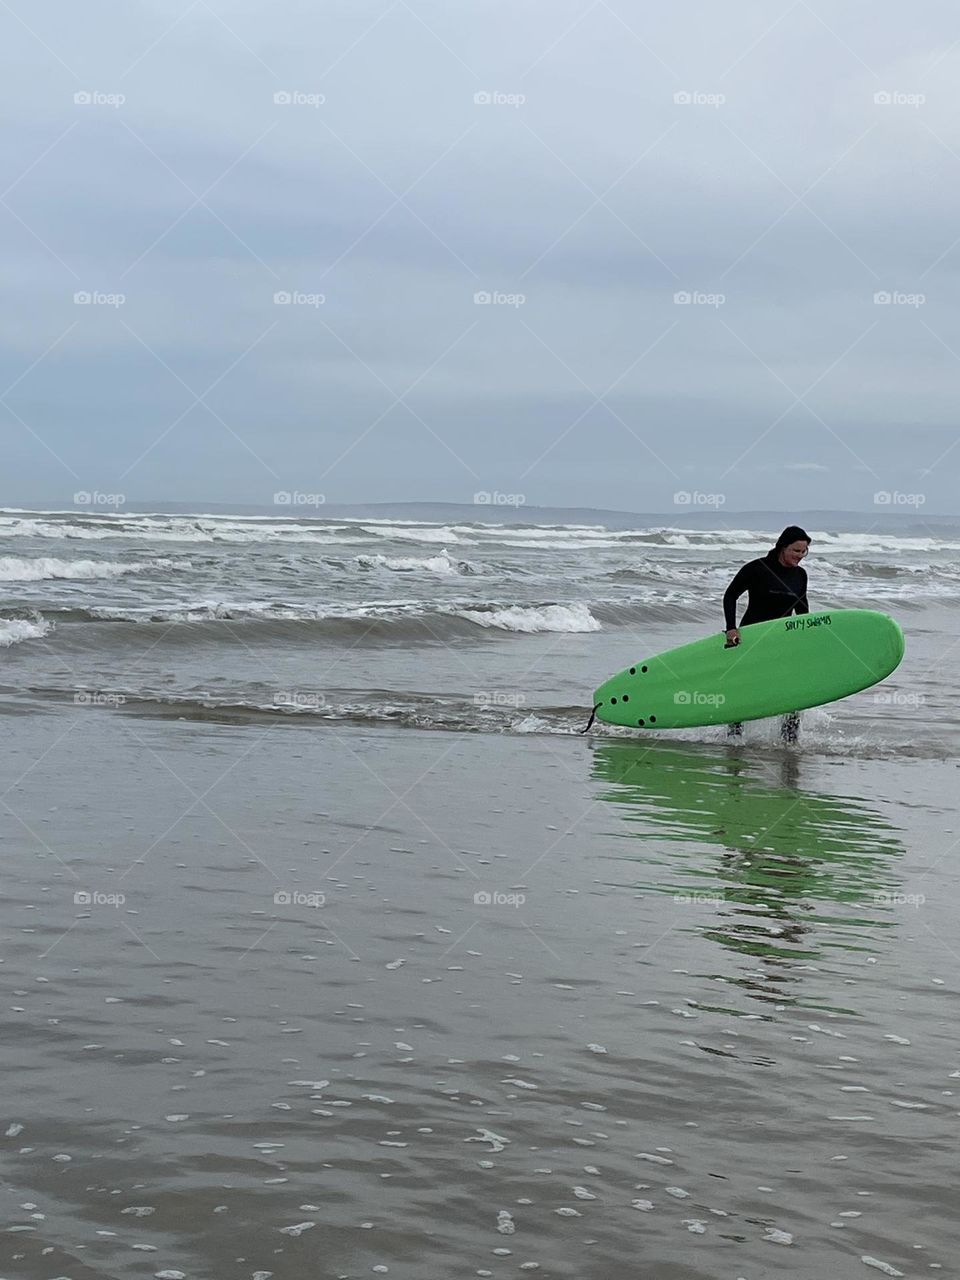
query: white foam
455 603 600 633
452 523 608 536
367 524 462 544
764 1227 794 1244
464 1128 510 1152
79 599 444 625
0 556 184 582
86 600 323 623
0 616 52 647
0 515 350 546
513 714 563 734
4 510 960 563
861 1258 904 1277
484 537 629 550
356 550 473 575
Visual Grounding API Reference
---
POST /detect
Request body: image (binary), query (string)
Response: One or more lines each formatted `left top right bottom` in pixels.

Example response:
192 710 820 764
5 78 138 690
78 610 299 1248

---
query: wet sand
2 708 958 1279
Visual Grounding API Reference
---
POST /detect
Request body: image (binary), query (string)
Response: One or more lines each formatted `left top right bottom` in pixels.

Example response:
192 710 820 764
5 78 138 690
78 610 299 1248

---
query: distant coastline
3 500 958 535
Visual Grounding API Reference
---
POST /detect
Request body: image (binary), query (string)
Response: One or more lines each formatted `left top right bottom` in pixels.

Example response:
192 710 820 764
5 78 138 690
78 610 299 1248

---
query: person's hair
773 522 814 552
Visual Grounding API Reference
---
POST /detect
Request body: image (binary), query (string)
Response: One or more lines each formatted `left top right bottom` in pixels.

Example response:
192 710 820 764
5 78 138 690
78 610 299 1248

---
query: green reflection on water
591 739 906 1009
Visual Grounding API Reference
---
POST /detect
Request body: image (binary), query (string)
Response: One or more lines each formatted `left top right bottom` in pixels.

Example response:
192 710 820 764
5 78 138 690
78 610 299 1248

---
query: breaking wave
0 615 53 647
0 555 186 582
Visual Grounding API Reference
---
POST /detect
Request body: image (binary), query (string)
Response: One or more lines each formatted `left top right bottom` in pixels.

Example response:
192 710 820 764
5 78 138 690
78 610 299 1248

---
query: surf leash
579 704 601 734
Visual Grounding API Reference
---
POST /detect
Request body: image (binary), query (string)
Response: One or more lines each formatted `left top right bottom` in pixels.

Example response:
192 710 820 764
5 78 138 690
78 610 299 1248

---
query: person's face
780 540 809 567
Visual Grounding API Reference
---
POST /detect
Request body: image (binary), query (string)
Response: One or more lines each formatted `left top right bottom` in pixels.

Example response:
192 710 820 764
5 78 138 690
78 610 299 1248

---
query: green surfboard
593 608 904 730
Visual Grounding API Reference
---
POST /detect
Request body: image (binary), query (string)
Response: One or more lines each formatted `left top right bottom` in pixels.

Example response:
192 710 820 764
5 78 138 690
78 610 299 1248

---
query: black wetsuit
723 552 809 741
723 553 809 630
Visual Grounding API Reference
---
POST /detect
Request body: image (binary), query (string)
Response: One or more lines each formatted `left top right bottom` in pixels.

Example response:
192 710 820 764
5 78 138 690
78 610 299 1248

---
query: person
723 526 811 744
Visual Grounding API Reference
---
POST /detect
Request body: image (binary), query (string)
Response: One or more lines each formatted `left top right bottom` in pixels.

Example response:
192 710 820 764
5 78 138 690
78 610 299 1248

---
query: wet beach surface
2 713 958 1279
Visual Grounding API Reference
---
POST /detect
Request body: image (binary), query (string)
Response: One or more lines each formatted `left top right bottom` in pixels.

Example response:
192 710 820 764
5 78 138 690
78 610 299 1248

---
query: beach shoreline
2 708 957 1277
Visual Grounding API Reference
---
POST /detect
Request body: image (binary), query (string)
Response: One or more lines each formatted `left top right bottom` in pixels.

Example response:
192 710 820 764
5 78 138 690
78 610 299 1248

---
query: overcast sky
3 0 960 513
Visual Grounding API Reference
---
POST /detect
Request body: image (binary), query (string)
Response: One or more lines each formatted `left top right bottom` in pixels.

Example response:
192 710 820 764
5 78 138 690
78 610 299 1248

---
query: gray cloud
3 0 960 512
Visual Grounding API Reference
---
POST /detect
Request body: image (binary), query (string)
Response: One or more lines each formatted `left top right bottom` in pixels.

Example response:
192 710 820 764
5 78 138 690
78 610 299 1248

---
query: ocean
0 507 954 748
2 508 957 1279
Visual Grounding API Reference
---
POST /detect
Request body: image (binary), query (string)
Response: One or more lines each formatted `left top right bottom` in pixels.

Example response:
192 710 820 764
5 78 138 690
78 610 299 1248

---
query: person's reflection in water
776 751 800 791
712 752 817 995
591 740 904 1012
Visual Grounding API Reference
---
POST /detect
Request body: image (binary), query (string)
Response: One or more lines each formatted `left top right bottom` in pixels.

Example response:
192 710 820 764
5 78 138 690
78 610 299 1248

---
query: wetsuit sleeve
795 568 809 614
723 564 753 631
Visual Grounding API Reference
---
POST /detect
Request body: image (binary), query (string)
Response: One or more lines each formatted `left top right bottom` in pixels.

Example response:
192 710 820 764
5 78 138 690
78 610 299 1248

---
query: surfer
723 526 811 743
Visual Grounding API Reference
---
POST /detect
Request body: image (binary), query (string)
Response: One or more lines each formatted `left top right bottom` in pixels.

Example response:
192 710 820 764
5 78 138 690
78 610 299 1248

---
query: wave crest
454 603 600 632
355 549 478 575
0 555 186 582
0 615 52 647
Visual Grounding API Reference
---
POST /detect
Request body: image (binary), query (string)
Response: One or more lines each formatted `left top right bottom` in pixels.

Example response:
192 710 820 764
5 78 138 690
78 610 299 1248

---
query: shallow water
2 714 958 1279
